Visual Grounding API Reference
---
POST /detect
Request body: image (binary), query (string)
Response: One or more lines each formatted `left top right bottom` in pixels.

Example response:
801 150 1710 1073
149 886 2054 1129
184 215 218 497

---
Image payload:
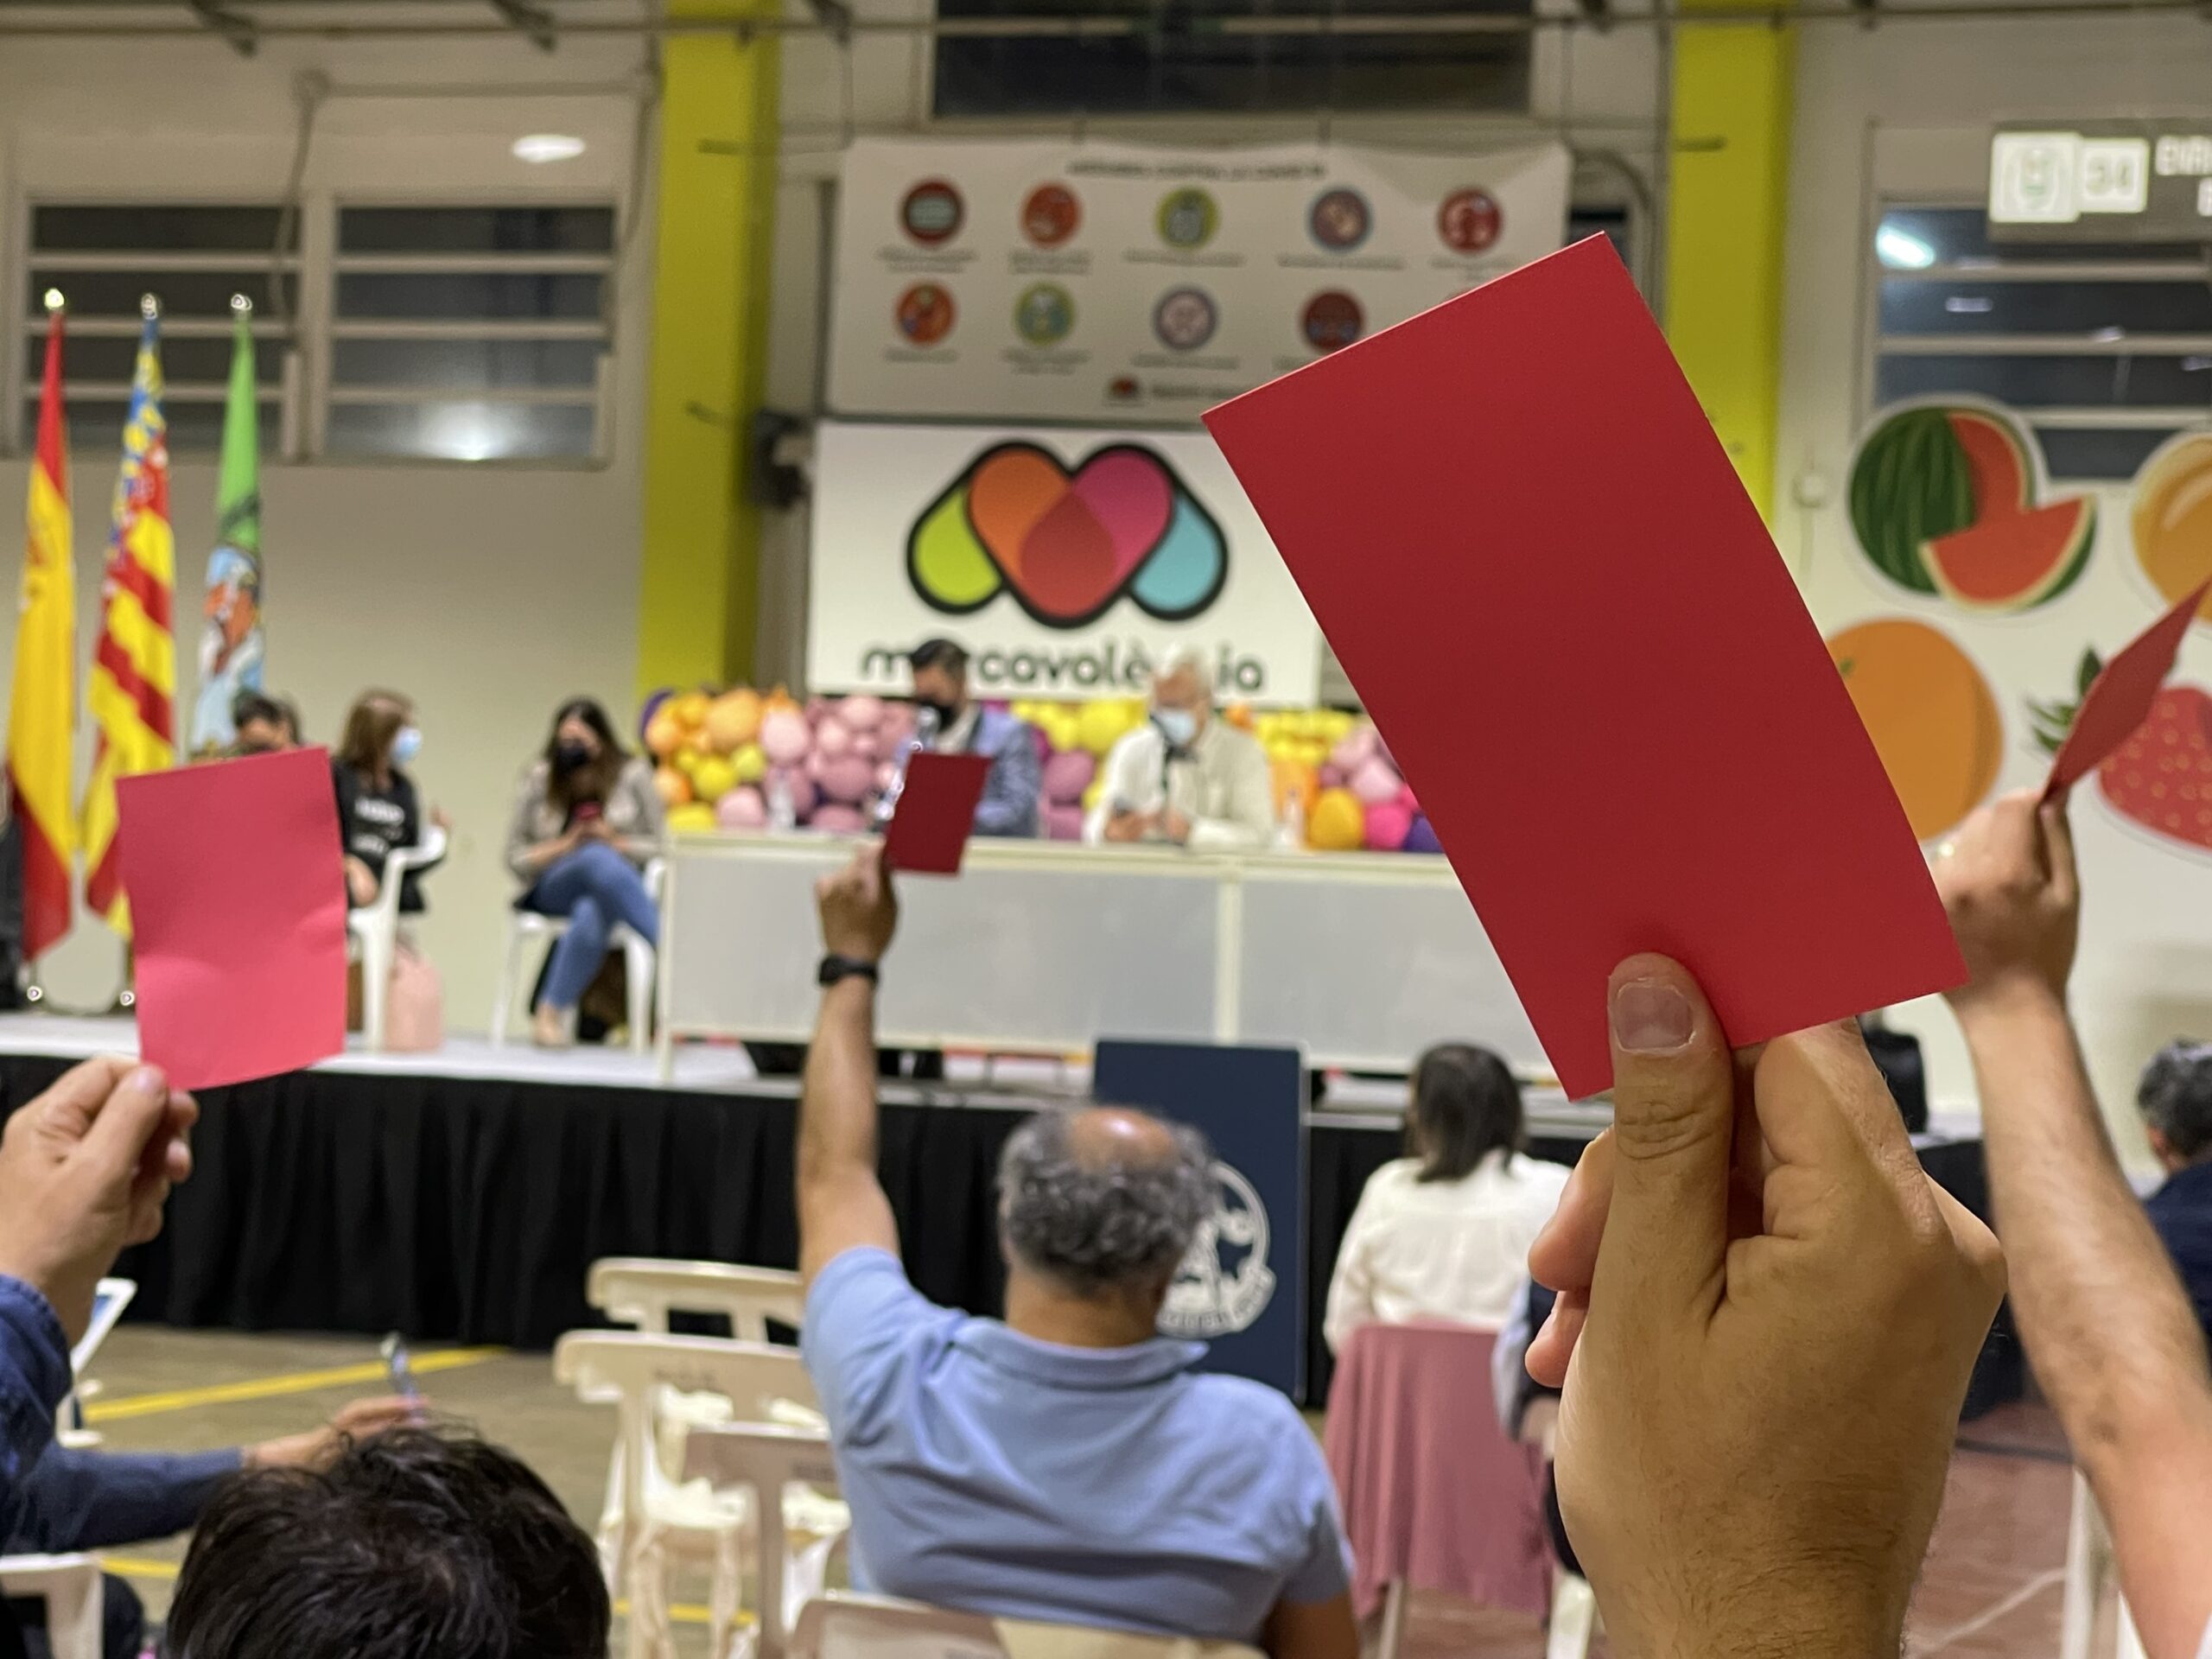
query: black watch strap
817 954 880 988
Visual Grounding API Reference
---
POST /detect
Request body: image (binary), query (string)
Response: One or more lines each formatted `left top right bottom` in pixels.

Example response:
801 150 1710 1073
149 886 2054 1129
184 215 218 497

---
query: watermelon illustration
1924 498 2097 611
1849 401 2094 611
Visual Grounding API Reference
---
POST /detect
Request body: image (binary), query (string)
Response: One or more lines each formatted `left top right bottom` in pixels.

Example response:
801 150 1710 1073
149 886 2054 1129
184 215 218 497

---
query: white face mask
1153 707 1198 747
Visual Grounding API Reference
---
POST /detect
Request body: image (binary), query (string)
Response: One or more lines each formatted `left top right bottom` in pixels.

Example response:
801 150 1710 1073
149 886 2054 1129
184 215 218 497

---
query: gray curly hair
2139 1039 2212 1161
997 1108 1216 1295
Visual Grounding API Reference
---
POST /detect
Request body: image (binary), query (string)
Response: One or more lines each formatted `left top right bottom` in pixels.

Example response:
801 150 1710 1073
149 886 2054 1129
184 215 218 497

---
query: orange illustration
1827 618 2003 841
2133 433 2212 623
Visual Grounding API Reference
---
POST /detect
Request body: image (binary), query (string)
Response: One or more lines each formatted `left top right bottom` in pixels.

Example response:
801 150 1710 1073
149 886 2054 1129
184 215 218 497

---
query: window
20 202 291 454
933 0 1532 118
1870 205 2212 480
325 205 614 462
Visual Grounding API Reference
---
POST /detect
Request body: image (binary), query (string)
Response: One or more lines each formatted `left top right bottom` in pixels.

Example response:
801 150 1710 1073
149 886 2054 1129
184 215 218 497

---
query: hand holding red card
117 747 348 1090
2043 578 2212 801
1205 236 1964 1098
882 752 992 875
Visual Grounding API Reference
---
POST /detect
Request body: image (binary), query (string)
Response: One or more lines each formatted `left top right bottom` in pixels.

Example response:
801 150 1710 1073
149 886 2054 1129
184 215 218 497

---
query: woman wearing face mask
505 697 666 1048
333 690 443 913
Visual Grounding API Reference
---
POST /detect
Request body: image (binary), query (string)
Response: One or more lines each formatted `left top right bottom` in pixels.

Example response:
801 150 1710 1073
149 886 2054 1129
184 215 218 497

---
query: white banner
827 136 1572 423
807 421 1320 706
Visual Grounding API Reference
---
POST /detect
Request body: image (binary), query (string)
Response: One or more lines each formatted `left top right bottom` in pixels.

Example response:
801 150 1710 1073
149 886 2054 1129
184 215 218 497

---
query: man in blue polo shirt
797 845 1356 1659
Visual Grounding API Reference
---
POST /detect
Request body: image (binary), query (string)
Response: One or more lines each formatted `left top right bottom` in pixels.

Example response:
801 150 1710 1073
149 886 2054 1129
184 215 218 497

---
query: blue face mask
1153 707 1198 747
391 726 423 766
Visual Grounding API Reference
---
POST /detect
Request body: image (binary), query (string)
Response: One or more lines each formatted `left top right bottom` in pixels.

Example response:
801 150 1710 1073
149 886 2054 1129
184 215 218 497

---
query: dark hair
336 690 410 778
164 1426 608 1659
910 638 969 676
543 696 626 811
997 1108 1214 1295
2139 1039 2212 1162
1405 1043 1524 1182
231 691 284 733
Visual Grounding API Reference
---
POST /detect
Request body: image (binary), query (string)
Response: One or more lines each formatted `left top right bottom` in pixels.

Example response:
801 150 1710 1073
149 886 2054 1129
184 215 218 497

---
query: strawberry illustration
2031 650 2212 852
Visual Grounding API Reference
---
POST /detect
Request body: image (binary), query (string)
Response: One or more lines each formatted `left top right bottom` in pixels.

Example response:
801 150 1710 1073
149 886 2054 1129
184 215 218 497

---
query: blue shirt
801 1249 1350 1643
2146 1158 2212 1343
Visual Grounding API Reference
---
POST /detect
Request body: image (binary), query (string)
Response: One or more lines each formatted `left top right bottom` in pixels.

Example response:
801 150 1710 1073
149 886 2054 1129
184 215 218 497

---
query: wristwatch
817 955 880 988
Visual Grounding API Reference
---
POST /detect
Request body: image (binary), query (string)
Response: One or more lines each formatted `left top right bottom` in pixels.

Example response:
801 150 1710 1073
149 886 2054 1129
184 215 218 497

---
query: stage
0 1015 2018 1410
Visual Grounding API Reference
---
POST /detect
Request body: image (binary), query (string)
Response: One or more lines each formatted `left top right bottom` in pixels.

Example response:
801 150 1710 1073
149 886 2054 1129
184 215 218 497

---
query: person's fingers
78 1064 175 1178
2041 796 2078 908
1529 1131 1612 1294
29 1055 139 1144
1595 955 1737 1314
1753 1019 1922 1183
1982 789 2044 880
1525 1289 1587 1389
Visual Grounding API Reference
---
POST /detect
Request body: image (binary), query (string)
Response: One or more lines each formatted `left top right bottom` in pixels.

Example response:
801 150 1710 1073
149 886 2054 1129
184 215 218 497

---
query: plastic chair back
684 1423 848 1659
0 1554 104 1659
588 1257 804 1341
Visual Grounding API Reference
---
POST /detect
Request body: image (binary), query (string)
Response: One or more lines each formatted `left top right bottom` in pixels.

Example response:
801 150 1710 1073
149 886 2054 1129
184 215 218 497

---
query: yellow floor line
98 1554 728 1627
86 1347 508 1423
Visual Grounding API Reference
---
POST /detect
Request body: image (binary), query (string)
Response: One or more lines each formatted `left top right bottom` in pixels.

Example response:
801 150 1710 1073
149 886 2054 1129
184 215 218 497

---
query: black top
2147 1158 2212 1345
332 759 437 913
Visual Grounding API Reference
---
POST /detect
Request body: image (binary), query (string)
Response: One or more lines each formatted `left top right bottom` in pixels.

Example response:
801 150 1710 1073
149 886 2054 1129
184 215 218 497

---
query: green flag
189 296 264 753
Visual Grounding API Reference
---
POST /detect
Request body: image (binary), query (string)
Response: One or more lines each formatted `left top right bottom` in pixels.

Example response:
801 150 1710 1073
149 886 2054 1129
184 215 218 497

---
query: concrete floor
73 1328 2092 1659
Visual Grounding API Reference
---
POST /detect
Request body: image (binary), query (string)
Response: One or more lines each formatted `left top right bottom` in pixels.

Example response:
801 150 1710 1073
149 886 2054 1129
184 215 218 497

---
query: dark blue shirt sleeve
975 722 1042 837
8 1444 245 1552
0 1276 75 1539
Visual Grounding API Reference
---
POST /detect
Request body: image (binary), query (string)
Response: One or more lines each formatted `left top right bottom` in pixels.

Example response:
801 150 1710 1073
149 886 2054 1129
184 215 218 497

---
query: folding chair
0 1554 104 1659
346 825 447 1052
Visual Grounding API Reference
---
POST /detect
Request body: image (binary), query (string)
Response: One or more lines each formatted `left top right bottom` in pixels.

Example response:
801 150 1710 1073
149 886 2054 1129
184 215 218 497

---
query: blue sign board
1092 1039 1306 1401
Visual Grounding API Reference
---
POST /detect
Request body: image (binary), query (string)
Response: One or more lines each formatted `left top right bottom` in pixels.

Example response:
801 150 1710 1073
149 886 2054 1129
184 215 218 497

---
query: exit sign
1990 121 2212 241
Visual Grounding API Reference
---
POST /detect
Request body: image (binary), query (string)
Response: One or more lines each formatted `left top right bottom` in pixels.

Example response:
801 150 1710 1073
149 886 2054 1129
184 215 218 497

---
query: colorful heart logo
908 442 1229 628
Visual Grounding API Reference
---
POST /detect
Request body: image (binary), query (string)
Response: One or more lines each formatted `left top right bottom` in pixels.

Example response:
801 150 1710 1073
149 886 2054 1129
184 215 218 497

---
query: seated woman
1324 1042 1569 1352
333 690 442 914
506 697 665 1047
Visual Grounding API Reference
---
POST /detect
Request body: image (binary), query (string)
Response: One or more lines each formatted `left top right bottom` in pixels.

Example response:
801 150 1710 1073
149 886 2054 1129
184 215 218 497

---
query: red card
883 752 992 875
117 747 348 1090
2044 578 2212 799
1204 235 1964 1098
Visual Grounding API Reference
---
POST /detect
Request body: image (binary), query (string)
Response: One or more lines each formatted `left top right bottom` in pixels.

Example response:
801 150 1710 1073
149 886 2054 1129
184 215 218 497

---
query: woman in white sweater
1324 1043 1569 1352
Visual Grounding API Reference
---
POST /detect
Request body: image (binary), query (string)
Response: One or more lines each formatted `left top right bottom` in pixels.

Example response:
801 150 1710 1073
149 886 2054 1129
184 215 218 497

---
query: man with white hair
1084 647 1274 848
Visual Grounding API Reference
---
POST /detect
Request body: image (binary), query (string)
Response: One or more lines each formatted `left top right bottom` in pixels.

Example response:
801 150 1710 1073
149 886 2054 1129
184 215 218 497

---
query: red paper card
117 747 348 1090
883 752 992 875
1204 235 1964 1098
2044 578 2212 799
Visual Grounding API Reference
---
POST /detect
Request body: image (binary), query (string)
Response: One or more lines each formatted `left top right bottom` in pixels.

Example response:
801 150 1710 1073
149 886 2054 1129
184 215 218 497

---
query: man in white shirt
1084 649 1273 849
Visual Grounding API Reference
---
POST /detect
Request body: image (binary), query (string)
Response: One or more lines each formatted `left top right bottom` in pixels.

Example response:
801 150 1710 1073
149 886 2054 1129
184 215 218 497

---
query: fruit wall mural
1849 402 2094 613
2133 433 2212 625
1826 618 2004 842
2031 649 2212 856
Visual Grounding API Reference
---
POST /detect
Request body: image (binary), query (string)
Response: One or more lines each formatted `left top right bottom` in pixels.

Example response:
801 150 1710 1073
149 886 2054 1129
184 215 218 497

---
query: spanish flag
8 303 74 962
82 301 175 937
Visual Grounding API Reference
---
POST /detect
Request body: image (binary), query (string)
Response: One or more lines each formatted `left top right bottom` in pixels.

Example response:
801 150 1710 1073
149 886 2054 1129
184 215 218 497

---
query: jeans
525 842 660 1011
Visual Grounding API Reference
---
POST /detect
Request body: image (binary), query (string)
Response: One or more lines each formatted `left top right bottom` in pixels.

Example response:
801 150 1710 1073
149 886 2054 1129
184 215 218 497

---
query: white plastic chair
553 1331 838 1659
683 1423 850 1659
345 824 448 1052
0 1554 105 1659
588 1259 805 1344
2060 1468 2148 1659
790 1593 1265 1659
1545 1573 1598 1659
491 855 665 1053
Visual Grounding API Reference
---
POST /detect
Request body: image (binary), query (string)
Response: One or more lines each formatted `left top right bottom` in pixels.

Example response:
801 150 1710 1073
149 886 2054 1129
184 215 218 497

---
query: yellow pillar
1662 7 1796 520
637 0 781 696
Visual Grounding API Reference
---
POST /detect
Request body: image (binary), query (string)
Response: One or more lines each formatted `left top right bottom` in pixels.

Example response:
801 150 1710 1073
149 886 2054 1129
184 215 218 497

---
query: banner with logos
807 420 1320 705
827 136 1571 423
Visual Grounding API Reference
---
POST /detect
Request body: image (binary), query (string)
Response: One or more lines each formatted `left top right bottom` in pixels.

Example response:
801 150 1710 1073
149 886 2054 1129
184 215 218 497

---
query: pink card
883 752 992 875
1204 235 1964 1098
2045 579 2212 799
117 747 348 1090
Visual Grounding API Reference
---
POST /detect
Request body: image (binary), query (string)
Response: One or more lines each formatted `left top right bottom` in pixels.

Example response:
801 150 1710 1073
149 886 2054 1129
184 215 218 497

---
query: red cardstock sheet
1204 235 1966 1097
2045 578 2212 799
117 747 348 1090
883 751 993 875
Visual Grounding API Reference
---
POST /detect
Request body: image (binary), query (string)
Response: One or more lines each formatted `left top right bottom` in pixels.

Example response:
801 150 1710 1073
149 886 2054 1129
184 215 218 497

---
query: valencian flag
188 295 264 755
7 299 75 962
81 298 176 936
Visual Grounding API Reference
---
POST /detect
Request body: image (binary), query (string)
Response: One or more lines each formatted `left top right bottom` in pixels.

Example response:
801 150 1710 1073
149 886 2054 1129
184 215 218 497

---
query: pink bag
384 942 444 1052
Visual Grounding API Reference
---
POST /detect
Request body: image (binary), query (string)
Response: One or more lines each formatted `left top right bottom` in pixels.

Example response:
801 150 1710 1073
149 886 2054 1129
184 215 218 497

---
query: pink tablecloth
1322 1321 1552 1619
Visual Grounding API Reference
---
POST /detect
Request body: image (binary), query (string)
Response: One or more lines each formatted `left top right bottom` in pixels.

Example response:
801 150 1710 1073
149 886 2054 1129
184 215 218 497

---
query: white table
655 832 1548 1081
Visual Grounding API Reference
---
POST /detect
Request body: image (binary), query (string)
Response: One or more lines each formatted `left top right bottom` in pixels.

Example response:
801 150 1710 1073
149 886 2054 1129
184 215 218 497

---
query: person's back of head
163 1427 607 1659
2138 1039 2212 1172
997 1105 1213 1319
1406 1041 1523 1182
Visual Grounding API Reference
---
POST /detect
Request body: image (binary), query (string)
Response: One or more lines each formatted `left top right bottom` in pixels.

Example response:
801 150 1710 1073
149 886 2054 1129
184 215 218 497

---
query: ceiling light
1875 224 1936 270
512 133 586 165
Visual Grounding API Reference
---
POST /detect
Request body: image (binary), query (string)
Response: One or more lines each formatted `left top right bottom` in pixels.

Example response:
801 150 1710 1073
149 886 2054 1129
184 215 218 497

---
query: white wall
1777 12 2212 1154
0 29 654 1027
